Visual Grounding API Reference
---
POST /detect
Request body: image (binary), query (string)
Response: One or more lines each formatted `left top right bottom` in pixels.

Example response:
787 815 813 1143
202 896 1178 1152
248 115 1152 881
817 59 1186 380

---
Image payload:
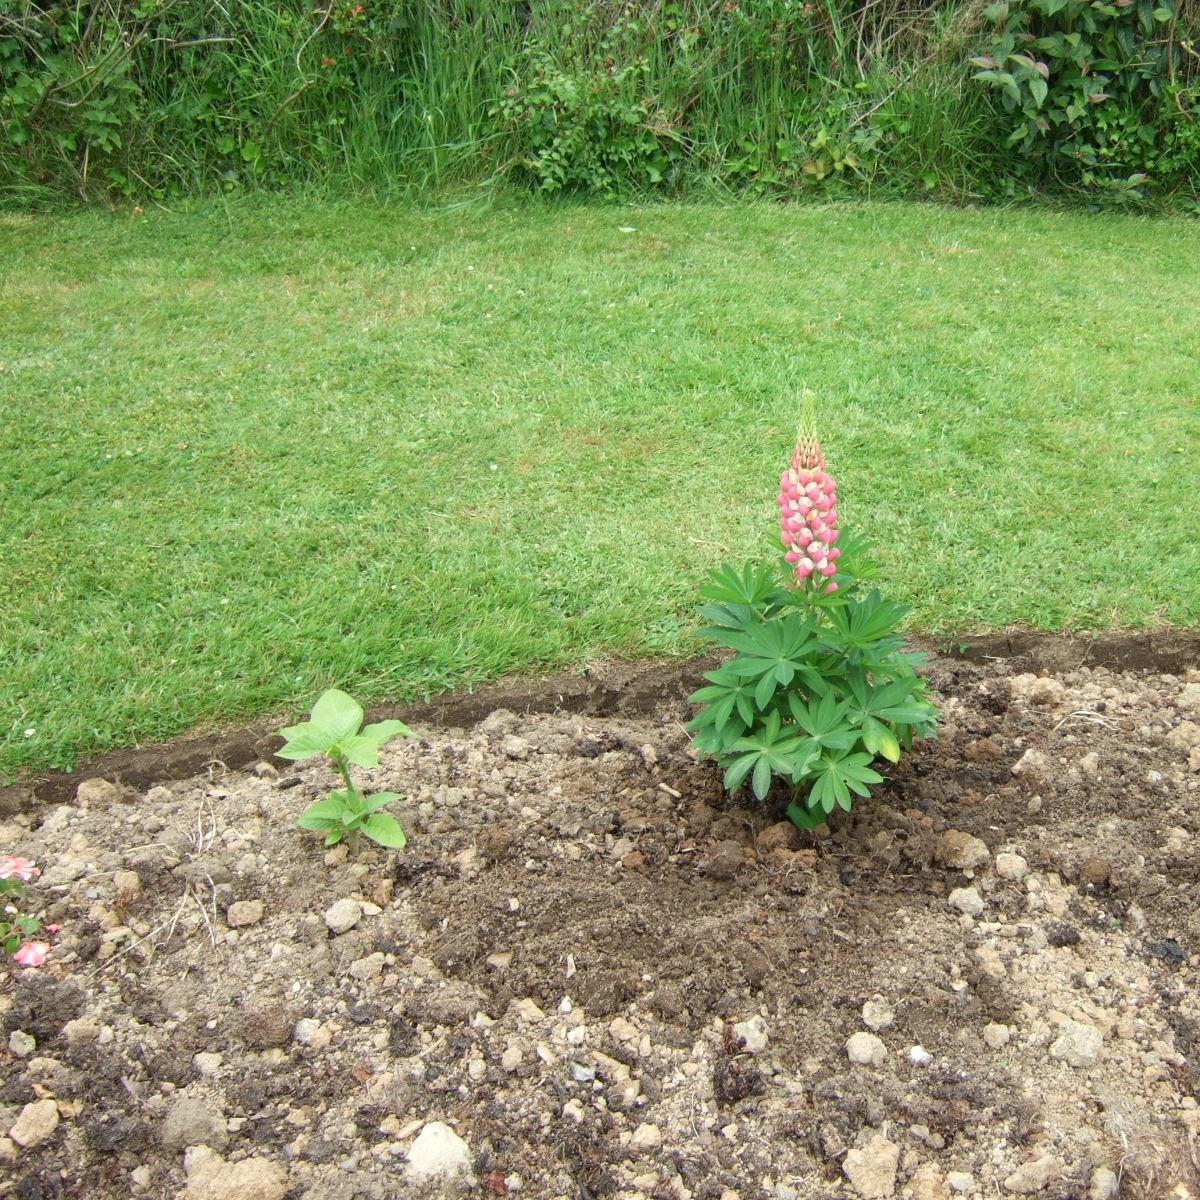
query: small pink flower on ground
14 942 49 968
44 924 61 934
0 856 39 882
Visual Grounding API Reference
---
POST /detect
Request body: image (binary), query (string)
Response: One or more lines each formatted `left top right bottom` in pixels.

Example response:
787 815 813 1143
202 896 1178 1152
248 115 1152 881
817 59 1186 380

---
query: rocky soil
3 653 1200 1200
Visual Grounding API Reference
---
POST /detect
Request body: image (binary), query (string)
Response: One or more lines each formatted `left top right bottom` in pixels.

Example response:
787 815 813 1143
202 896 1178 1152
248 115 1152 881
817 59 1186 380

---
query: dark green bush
1 0 1195 205
971 0 1197 200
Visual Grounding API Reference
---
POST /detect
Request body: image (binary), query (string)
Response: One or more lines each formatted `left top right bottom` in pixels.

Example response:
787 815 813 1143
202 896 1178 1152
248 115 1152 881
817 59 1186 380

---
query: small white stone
349 952 385 981
948 887 985 917
501 1046 524 1071
908 1045 932 1067
947 1172 976 1194
1049 1020 1102 1068
193 1052 223 1076
513 998 545 1023
1003 1154 1059 1194
983 1023 1011 1050
405 1121 473 1184
8 1031 36 1058
1088 1167 1119 1200
861 999 894 1031
323 898 362 934
994 852 1028 881
9 1099 60 1148
293 1018 323 1045
846 1032 887 1067
842 1133 899 1199
226 900 264 928
630 1123 663 1152
732 1015 769 1054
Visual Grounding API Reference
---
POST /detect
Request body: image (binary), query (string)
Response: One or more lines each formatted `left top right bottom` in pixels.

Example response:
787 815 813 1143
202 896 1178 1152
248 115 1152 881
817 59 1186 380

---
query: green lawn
2 198 1198 779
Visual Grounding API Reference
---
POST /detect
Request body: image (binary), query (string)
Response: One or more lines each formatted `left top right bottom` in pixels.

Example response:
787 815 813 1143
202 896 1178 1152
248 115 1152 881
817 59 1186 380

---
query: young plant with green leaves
277 689 414 851
688 433 937 831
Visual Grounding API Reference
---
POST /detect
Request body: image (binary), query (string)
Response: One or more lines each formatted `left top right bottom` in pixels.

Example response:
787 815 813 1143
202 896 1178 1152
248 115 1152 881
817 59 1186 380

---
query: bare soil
3 646 1200 1200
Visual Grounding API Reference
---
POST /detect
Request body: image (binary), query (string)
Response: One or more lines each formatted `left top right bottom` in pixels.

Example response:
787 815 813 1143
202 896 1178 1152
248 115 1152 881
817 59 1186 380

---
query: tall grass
0 0 1195 204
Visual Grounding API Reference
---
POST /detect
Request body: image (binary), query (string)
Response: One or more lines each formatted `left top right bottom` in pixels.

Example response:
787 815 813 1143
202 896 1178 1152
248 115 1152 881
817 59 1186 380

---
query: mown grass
2 197 1198 778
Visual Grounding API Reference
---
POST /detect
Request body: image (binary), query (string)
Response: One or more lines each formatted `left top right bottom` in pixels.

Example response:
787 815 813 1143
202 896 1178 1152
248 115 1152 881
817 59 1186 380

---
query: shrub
971 0 1188 199
688 431 937 830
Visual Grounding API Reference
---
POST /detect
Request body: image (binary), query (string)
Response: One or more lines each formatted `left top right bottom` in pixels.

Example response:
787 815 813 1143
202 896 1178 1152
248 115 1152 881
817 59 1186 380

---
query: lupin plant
688 421 937 830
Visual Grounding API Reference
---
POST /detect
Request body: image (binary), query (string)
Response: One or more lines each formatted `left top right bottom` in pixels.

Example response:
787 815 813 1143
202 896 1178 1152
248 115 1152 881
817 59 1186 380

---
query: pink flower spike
825 581 838 594
0 856 38 882
14 942 49 968
829 547 841 561
784 551 801 564
820 563 837 577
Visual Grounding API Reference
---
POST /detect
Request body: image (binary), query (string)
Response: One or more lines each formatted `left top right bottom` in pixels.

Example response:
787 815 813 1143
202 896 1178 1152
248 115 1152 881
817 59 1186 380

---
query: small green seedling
277 689 414 851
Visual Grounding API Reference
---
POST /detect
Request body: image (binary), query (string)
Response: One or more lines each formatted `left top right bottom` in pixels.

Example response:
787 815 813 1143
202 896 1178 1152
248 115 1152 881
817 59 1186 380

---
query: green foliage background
2 0 1197 206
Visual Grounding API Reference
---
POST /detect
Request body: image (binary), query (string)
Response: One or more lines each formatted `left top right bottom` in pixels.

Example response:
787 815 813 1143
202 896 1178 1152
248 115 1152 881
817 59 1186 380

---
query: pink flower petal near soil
0 855 39 882
14 942 49 968
778 432 839 592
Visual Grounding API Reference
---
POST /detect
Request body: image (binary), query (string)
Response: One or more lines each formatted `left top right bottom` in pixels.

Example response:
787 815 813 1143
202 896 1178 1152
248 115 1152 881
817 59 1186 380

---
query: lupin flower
777 430 840 592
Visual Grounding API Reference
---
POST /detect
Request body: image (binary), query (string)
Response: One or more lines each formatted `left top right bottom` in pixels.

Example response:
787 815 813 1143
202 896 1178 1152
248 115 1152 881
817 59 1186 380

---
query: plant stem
331 751 362 854
332 751 356 799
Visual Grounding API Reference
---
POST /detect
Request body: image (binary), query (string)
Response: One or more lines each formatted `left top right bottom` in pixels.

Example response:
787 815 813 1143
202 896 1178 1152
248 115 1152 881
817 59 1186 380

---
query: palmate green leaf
688 666 758 735
824 590 909 651
723 751 760 794
788 692 854 745
722 711 814 801
805 751 885 814
361 813 407 849
697 602 759 633
699 561 783 608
